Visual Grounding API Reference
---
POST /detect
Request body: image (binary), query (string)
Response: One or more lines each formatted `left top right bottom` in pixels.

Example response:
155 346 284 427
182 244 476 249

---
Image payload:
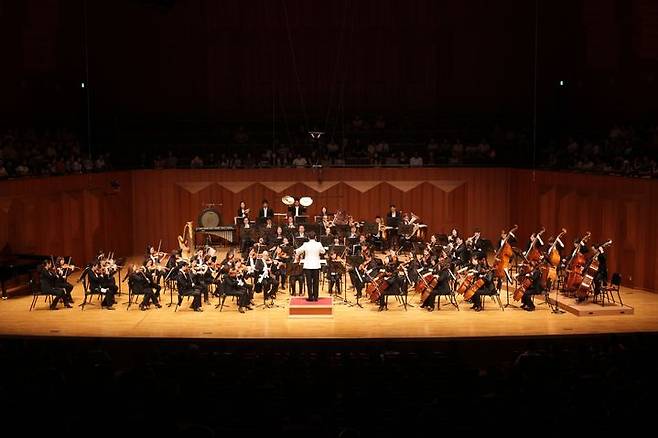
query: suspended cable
282 0 308 132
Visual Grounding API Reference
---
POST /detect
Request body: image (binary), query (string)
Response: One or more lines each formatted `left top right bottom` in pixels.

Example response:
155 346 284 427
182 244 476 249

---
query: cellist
420 256 452 311
520 260 542 311
470 253 495 312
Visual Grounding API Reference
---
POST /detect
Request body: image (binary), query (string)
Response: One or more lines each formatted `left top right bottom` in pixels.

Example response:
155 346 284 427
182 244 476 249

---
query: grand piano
0 253 50 298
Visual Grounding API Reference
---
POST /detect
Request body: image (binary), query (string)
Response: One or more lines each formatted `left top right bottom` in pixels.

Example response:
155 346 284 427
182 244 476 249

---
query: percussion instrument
197 208 222 228
300 196 313 207
282 195 295 206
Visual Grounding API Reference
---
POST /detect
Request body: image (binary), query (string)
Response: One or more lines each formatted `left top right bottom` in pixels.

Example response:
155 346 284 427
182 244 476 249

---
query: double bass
524 227 545 263
540 228 566 290
564 231 591 292
576 240 612 300
493 225 518 281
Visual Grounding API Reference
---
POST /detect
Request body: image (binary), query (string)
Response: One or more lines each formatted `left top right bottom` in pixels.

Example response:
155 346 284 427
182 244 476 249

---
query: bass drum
198 208 223 228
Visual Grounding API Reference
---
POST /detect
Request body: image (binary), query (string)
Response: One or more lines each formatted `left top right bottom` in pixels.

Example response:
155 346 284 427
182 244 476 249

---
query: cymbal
282 195 295 206
300 196 313 207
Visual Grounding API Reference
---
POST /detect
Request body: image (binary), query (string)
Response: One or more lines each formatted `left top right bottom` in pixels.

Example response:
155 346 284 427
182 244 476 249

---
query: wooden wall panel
0 172 133 265
2 168 657 291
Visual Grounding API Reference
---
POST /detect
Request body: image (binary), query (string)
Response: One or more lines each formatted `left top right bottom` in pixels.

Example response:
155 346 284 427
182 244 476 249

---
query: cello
493 225 518 281
564 231 591 293
576 240 612 300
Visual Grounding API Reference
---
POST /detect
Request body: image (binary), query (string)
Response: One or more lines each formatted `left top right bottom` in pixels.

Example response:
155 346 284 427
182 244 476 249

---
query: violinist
420 256 452 311
191 249 211 304
224 260 253 313
255 250 279 300
520 260 542 311
129 264 162 310
288 254 305 296
54 256 76 300
274 238 292 289
175 262 203 312
470 253 494 312
144 259 164 300
89 261 117 310
286 215 296 230
326 251 344 296
378 251 405 311
40 259 72 310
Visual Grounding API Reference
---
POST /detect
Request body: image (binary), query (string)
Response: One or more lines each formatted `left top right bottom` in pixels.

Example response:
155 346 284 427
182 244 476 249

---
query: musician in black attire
54 257 75 301
240 216 254 254
386 204 401 250
288 199 306 219
257 199 274 225
176 263 203 311
223 260 253 313
236 201 249 219
470 254 495 311
88 262 118 309
129 266 161 311
40 260 72 310
420 260 453 311
326 251 343 296
378 252 405 310
593 246 608 297
288 254 305 296
520 261 542 311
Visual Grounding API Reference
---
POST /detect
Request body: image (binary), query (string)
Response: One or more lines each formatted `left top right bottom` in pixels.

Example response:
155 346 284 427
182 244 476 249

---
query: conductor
295 231 325 301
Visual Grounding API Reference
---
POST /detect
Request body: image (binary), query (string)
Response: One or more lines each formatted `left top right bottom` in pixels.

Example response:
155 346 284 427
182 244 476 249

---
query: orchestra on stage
33 195 614 314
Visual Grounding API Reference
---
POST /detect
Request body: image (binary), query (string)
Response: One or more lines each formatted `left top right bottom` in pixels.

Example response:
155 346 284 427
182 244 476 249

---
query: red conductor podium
288 296 334 318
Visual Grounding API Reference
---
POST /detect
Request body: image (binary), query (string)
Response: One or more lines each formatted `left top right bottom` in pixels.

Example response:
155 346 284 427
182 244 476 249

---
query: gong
197 208 223 228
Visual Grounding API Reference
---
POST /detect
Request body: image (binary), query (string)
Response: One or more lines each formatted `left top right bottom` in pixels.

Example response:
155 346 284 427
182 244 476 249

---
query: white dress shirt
295 239 325 269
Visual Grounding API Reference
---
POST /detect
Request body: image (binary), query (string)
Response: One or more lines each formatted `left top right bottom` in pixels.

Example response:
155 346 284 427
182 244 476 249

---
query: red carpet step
288 297 333 318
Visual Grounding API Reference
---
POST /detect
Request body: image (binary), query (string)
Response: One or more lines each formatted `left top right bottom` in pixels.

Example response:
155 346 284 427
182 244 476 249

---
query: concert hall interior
2 0 658 436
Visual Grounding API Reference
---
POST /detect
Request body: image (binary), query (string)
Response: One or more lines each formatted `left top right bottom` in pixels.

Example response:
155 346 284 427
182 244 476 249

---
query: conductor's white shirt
295 239 325 269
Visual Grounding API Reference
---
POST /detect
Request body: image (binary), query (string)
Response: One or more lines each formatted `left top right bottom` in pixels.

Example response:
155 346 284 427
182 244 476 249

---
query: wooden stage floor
1 255 656 340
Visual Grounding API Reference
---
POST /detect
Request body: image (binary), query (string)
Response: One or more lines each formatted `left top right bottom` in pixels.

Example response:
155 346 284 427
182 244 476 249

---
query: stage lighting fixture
81 82 86 88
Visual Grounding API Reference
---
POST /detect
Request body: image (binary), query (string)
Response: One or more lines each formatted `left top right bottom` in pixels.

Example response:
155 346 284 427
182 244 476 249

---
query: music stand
334 225 351 238
294 215 309 225
362 222 378 235
293 236 308 249
320 236 333 248
305 223 323 236
398 224 414 253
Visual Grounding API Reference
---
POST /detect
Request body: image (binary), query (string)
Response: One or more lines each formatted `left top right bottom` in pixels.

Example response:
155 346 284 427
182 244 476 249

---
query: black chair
599 272 623 306
28 279 54 311
80 276 104 310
